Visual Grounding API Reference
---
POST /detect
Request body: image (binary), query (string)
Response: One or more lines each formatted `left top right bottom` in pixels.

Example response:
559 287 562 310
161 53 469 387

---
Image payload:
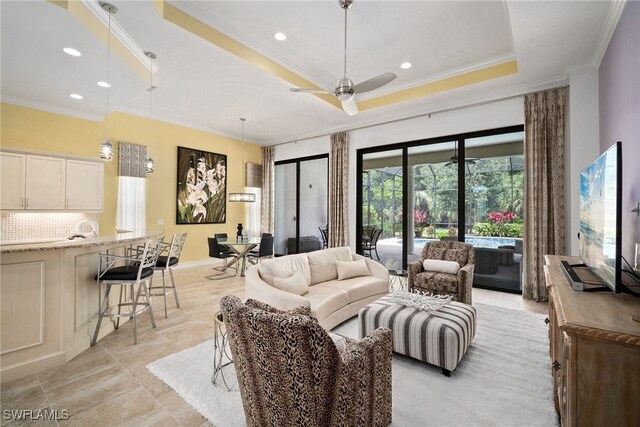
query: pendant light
229 118 256 203
99 2 116 161
144 51 156 174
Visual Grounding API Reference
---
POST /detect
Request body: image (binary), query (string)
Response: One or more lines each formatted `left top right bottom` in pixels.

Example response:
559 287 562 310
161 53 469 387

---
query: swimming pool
399 236 517 248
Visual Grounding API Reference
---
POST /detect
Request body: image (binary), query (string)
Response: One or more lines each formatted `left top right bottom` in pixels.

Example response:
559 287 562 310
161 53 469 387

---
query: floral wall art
176 146 226 224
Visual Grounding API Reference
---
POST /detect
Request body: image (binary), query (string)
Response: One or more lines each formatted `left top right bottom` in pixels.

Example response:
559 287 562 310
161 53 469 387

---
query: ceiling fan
445 141 479 167
289 0 396 116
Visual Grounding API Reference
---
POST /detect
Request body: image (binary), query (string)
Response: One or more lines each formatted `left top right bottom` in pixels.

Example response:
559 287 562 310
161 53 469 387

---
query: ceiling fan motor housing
339 0 353 10
336 77 355 101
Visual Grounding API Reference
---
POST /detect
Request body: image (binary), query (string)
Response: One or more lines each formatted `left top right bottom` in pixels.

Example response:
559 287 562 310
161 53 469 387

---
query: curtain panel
260 146 275 235
329 132 349 247
523 87 567 301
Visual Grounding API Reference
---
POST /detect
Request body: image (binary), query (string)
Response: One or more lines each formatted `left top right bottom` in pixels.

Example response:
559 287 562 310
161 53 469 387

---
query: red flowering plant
413 209 429 228
473 211 522 237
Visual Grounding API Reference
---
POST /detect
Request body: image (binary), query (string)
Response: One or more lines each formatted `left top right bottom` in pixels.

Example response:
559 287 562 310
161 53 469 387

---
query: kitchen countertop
0 230 164 254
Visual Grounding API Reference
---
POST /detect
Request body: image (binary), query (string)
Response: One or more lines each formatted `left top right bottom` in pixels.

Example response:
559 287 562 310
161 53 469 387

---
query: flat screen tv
578 141 622 292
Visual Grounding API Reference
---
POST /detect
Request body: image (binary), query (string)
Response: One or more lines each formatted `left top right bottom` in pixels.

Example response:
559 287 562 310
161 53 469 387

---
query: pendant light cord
240 118 246 187
106 11 111 134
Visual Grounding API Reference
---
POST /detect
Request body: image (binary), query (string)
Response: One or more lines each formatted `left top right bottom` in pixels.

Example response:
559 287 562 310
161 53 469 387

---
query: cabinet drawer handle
544 317 550 324
553 360 561 371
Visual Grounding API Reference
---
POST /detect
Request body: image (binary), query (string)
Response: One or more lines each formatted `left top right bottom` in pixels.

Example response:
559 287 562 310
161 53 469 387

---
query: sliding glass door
357 126 525 293
361 149 404 267
274 155 328 256
408 142 459 264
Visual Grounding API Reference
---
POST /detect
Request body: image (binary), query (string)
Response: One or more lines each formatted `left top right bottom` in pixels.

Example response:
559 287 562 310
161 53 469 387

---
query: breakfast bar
0 230 162 382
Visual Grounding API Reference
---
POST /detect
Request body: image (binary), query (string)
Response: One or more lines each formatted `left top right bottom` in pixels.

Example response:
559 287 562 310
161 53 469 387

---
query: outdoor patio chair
363 228 382 260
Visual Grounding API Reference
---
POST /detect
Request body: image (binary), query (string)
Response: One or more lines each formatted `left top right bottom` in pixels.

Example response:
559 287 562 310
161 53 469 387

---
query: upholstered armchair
407 241 475 305
220 295 393 427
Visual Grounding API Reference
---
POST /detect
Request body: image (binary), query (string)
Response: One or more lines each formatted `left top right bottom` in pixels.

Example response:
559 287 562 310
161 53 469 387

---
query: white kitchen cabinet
66 160 104 211
1 150 103 212
0 152 26 209
25 155 66 210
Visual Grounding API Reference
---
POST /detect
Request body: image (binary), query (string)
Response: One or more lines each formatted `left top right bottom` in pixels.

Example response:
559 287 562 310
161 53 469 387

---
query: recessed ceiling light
274 32 287 41
401 62 412 69
63 47 81 57
69 93 83 100
97 81 111 88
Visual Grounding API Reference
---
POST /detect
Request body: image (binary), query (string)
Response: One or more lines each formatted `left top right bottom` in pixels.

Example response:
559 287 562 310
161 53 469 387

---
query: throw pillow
335 259 371 280
423 259 460 274
272 271 309 296
328 332 346 352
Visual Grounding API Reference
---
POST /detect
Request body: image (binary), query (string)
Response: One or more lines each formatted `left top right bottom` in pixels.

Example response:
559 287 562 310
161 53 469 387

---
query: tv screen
579 142 622 291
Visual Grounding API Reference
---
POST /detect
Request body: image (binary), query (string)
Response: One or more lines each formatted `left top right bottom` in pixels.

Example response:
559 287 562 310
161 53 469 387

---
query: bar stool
149 233 187 318
91 235 164 345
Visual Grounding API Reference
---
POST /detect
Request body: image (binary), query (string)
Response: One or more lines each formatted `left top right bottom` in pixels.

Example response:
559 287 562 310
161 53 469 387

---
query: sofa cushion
336 259 370 280
258 253 311 286
305 286 350 322
307 247 353 285
315 276 389 304
423 259 460 274
273 271 309 296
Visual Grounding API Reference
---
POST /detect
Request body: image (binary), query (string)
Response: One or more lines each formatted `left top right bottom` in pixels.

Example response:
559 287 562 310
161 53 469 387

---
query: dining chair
91 235 164 345
214 233 235 256
318 227 328 248
148 233 187 318
207 237 239 279
247 235 274 265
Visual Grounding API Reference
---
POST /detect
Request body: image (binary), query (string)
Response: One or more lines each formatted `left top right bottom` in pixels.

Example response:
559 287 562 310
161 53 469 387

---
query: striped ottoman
358 295 476 376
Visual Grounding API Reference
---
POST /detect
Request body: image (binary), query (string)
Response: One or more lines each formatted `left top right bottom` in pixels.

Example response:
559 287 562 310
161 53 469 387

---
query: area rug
147 303 558 426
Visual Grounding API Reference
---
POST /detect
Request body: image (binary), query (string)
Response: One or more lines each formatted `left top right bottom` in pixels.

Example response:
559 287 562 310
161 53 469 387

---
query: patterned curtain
523 87 567 301
118 141 148 177
260 146 275 235
329 132 349 247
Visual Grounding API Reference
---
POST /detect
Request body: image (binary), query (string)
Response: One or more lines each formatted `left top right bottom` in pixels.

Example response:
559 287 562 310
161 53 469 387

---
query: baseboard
174 259 222 270
0 352 66 383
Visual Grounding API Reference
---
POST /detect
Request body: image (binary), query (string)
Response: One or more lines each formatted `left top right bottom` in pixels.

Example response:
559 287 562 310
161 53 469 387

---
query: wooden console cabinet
544 255 640 426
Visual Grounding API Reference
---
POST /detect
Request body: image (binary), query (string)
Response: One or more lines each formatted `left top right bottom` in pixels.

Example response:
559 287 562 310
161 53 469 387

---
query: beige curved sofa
245 247 389 330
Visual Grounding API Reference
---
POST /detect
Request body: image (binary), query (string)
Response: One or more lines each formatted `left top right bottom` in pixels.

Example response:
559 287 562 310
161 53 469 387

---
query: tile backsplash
0 212 99 243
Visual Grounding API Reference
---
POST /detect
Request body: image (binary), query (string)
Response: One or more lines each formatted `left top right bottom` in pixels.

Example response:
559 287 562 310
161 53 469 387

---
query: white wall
274 97 525 250
566 68 600 255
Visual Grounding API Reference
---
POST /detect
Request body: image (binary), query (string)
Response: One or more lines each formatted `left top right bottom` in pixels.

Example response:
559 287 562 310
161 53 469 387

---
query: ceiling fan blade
342 98 358 116
290 87 334 94
353 72 397 94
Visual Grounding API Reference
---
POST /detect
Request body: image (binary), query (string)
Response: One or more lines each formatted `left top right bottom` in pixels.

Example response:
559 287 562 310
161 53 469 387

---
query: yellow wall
1 103 261 262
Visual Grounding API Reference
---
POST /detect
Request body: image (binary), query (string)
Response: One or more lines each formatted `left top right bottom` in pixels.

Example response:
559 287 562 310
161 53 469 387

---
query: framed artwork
176 146 227 224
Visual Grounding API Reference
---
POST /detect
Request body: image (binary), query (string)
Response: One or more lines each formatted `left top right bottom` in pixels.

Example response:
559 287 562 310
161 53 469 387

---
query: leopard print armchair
407 241 475 305
220 295 393 427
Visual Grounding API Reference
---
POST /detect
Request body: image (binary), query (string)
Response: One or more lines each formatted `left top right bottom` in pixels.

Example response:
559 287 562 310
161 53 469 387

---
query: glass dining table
218 237 262 277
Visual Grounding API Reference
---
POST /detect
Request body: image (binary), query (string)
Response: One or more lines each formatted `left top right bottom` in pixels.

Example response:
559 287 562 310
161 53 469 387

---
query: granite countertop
0 230 164 254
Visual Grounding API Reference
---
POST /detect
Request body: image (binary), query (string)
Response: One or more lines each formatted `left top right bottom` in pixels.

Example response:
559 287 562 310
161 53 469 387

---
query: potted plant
414 209 429 238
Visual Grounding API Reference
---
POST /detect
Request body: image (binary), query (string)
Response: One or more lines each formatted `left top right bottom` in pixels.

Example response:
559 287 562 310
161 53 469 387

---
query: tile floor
1 265 548 426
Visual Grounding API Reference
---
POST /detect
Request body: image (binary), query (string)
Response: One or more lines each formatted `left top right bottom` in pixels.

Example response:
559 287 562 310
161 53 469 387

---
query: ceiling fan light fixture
62 47 81 57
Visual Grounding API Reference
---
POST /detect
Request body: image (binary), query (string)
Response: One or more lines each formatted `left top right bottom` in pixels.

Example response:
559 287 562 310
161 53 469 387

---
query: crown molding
357 54 517 101
265 74 567 146
114 106 256 145
591 0 626 68
82 0 158 73
2 96 103 122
